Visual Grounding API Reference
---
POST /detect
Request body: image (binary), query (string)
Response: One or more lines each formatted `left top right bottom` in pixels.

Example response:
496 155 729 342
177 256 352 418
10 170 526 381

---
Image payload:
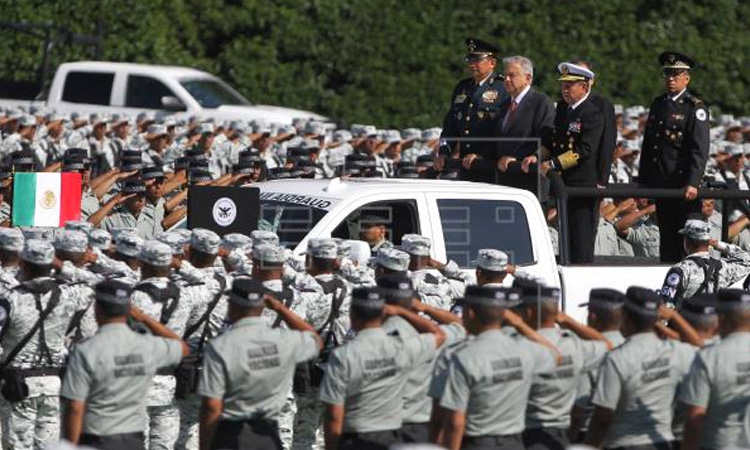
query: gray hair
503 56 534 79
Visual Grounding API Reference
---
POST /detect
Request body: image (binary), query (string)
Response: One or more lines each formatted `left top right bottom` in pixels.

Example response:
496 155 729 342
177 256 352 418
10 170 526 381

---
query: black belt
464 433 522 445
221 418 278 433
342 429 400 440
81 432 144 441
155 368 175 376
3 367 62 378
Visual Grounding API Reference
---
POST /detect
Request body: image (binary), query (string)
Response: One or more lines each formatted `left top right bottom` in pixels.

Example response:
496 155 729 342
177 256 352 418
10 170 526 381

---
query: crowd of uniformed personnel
0 36 748 450
0 222 748 450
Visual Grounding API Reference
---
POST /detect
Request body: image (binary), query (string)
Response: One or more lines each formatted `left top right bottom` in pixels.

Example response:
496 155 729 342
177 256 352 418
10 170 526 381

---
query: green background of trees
0 0 747 128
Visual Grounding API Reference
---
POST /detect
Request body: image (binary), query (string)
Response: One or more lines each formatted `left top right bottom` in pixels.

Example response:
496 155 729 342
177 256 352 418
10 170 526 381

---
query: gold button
464 130 470 134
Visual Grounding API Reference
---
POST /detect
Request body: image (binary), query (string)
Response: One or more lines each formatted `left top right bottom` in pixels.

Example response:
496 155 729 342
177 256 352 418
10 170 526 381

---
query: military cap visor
557 63 595 82
464 38 500 58
659 51 694 70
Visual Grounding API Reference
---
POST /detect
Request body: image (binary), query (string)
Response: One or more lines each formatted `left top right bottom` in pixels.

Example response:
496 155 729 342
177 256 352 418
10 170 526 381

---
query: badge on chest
482 90 499 103
568 121 582 133
454 94 467 104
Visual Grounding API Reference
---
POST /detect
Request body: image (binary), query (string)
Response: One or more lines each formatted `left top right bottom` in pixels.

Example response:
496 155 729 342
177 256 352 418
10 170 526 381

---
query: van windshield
179 78 250 108
258 200 330 249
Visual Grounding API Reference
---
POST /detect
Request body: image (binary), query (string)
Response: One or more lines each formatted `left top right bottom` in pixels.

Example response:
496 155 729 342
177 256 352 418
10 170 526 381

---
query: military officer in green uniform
60 279 188 450
639 52 710 263
438 38 508 183
680 289 750 450
584 286 702 449
438 285 559 450
319 287 445 450
198 278 322 450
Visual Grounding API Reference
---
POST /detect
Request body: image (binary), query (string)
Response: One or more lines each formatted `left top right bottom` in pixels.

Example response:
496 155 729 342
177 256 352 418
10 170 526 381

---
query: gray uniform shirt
381 317 466 424
80 189 100 220
60 323 183 435
102 209 156 240
680 331 750 449
626 217 660 258
526 328 607 429
440 329 557 436
197 317 319 420
592 332 697 447
319 327 437 433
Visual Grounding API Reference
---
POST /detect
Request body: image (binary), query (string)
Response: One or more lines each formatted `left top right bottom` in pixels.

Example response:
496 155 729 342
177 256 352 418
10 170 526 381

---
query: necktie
503 100 518 130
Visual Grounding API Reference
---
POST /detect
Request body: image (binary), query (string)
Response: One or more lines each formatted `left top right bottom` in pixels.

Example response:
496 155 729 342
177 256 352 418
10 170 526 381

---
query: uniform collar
98 322 130 333
671 89 687 102
476 72 494 87
570 91 591 111
627 331 657 342
476 328 504 340
232 316 267 329
355 327 386 339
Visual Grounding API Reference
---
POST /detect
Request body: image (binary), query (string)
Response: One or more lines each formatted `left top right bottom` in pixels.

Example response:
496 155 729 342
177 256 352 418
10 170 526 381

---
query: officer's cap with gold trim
465 38 499 59
659 51 695 70
557 63 595 82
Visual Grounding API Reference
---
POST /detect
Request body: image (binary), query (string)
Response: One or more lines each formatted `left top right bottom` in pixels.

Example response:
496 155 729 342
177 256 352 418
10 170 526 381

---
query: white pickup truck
177 177 675 322
0 61 326 124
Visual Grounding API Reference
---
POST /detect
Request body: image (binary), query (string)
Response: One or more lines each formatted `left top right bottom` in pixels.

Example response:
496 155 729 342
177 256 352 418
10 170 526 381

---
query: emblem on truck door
212 197 237 227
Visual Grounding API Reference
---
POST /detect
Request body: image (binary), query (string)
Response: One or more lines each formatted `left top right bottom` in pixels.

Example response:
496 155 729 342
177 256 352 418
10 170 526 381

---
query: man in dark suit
639 51 710 262
534 63 604 263
486 55 556 193
437 38 508 183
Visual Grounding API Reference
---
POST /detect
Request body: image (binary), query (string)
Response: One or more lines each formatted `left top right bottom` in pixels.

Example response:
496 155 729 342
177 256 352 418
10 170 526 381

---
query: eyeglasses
662 69 688 78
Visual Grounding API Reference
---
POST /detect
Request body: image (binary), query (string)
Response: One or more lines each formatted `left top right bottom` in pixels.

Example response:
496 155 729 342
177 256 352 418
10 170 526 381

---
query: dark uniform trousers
606 442 673 450
339 429 401 450
462 433 525 450
639 91 710 263
80 432 145 450
522 427 570 450
549 99 606 263
400 422 430 443
211 419 283 450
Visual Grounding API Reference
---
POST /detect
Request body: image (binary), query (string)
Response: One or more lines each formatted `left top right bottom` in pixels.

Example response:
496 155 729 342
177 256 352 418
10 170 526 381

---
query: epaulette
684 93 704 107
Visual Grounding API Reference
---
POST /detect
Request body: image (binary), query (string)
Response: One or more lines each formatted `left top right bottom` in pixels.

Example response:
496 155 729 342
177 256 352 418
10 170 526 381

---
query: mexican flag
12 173 82 227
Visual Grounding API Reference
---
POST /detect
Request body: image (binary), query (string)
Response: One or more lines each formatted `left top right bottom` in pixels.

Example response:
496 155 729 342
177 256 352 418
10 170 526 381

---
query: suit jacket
639 90 710 188
548 97 604 187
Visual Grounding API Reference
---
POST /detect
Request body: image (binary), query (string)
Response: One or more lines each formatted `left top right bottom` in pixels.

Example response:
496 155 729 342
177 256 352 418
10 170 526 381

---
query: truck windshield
258 200 329 249
179 78 250 108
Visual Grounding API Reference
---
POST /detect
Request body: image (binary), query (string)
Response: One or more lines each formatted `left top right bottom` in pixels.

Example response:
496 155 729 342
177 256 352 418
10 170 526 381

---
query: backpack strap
0 284 61 371
134 282 181 325
183 273 227 341
686 256 723 295
270 286 295 329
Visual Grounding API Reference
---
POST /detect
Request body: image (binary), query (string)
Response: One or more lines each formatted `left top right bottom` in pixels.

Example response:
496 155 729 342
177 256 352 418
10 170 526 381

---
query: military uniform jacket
592 332 696 447
680 331 750 449
659 245 750 305
440 329 557 436
441 73 507 182
639 90 710 188
548 97 604 186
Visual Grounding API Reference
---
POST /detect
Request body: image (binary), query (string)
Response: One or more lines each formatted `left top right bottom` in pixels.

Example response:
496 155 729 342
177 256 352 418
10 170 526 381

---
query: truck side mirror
161 95 185 111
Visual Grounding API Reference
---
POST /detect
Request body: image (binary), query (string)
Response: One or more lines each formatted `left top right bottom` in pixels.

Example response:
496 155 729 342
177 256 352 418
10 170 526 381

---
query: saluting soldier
438 38 508 183
319 287 445 450
536 63 606 263
60 279 188 450
437 285 559 450
584 287 702 449
197 278 322 450
679 289 750 450
639 52 710 263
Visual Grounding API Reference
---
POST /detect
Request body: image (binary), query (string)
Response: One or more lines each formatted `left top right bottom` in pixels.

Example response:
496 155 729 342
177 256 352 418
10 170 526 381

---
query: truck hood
210 105 327 124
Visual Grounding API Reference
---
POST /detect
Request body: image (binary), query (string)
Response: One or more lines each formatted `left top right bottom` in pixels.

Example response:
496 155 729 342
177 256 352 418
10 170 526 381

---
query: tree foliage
0 0 746 127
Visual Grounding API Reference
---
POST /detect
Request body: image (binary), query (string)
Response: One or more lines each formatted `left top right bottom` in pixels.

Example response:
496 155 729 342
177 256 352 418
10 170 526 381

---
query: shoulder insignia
695 108 708 122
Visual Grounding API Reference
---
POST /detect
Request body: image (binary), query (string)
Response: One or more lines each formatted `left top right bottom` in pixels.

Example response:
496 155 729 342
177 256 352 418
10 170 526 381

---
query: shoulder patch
666 272 681 287
695 109 707 122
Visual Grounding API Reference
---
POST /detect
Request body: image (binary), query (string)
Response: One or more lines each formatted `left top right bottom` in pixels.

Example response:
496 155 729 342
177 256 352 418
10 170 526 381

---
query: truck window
179 79 249 108
331 200 420 246
62 71 114 105
126 75 180 109
437 199 534 267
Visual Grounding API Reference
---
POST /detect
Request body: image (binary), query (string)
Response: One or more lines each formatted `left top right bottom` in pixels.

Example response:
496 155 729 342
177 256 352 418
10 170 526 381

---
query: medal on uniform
482 90 499 103
477 111 485 119
454 94 467 104
568 121 582 133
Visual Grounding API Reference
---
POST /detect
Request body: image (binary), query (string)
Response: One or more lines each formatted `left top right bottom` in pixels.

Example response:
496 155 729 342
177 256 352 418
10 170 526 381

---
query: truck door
122 74 187 113
424 193 558 286
58 70 116 113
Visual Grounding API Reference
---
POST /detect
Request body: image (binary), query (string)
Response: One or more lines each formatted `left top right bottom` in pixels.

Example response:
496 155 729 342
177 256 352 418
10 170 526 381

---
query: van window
331 200 420 246
126 75 181 109
437 199 534 267
62 71 114 105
